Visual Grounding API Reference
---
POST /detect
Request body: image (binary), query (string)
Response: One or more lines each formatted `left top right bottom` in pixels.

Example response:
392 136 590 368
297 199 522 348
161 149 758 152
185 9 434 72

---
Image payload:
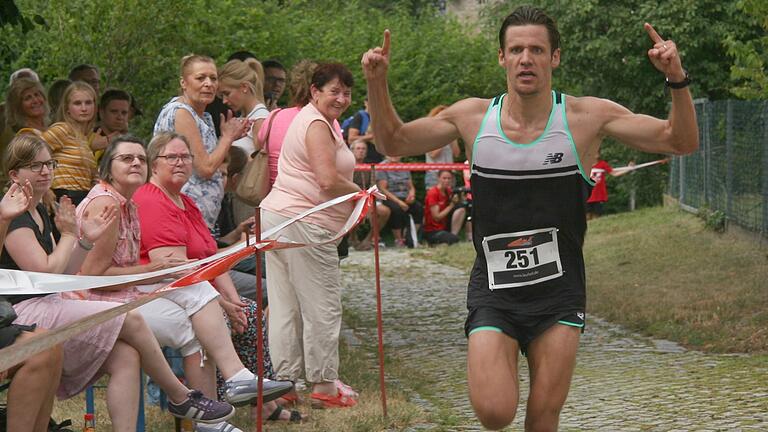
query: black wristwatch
665 70 690 89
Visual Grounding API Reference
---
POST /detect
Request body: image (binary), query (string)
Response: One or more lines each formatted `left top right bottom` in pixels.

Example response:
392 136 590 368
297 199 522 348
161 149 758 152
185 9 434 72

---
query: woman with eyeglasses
1 133 238 430
153 55 249 230
0 179 64 432
130 132 297 427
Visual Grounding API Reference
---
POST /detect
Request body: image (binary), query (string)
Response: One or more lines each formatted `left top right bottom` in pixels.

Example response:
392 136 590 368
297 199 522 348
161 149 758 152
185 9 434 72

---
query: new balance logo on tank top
468 91 594 316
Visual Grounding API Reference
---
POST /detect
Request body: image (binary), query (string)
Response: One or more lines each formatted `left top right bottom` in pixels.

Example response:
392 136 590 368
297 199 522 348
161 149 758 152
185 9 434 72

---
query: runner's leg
467 330 520 430
524 324 580 432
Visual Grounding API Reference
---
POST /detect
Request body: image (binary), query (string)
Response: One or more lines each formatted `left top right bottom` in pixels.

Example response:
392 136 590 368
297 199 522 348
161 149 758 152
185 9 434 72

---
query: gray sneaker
168 390 235 424
223 378 293 406
195 422 243 432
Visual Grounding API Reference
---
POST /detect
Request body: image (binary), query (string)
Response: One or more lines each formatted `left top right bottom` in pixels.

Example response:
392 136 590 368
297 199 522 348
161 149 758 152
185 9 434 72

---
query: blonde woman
1 78 50 184
218 58 270 156
40 82 113 204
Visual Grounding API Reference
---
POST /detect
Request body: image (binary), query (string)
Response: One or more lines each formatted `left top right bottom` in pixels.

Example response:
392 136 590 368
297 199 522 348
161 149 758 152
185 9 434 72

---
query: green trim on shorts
468 326 503 336
558 320 585 328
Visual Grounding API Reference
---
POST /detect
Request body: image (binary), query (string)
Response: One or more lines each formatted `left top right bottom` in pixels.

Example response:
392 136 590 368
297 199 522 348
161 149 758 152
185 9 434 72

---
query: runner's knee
473 401 516 431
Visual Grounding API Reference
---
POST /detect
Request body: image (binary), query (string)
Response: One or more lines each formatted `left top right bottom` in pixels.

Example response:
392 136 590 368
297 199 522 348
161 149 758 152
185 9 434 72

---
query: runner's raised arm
362 30 467 157
597 23 698 155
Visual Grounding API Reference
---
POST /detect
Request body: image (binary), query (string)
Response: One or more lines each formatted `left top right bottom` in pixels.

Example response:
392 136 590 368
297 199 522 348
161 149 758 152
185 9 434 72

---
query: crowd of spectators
0 53 471 430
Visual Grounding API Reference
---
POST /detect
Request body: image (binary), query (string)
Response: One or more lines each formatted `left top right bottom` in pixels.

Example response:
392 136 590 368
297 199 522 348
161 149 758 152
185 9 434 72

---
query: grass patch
411 207 768 354
45 321 427 431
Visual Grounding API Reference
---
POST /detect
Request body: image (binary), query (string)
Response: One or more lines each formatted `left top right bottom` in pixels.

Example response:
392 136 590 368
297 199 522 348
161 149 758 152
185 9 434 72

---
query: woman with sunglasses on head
0 133 238 431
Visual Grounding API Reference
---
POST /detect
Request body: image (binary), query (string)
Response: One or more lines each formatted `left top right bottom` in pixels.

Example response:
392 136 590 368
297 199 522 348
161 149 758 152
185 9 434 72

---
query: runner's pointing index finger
644 23 663 43
382 29 391 57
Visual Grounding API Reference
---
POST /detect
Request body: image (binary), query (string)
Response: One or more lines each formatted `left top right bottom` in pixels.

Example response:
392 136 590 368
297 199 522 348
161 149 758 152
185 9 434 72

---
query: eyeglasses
156 153 194 164
22 160 58 173
112 154 147 164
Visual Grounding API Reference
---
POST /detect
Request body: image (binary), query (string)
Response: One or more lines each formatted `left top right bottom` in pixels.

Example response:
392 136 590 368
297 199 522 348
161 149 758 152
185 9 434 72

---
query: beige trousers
262 209 342 383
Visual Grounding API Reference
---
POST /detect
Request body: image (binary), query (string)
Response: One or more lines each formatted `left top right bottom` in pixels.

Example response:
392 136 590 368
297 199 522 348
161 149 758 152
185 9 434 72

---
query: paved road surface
340 248 768 431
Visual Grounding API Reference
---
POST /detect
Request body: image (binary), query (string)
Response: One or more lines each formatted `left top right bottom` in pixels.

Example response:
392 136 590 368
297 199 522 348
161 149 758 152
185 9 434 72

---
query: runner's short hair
499 5 560 53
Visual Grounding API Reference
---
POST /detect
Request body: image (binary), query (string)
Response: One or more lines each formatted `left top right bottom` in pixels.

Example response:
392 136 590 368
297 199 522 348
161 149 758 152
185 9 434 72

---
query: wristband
78 238 94 251
665 70 690 89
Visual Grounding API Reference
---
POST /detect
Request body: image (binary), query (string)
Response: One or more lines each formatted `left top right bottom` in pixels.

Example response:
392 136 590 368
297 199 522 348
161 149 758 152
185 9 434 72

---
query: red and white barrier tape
0 186 383 371
355 162 468 172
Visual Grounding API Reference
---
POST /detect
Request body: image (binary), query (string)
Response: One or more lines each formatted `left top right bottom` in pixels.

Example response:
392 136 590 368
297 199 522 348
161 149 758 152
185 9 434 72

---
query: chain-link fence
668 99 768 235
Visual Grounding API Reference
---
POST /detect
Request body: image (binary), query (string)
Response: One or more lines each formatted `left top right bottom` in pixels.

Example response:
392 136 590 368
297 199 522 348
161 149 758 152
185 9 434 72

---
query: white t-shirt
232 103 270 156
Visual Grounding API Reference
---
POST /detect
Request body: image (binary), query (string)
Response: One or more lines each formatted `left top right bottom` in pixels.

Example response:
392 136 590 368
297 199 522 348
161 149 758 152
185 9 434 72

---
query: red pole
253 208 264 431
371 165 388 417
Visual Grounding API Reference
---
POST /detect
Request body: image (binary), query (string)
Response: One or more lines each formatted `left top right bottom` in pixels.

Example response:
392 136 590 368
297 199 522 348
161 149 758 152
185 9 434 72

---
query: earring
242 90 247 93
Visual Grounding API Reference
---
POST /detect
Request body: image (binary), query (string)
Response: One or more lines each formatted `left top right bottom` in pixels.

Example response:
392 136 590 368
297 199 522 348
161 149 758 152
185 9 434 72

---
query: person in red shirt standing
587 157 633 219
423 170 467 245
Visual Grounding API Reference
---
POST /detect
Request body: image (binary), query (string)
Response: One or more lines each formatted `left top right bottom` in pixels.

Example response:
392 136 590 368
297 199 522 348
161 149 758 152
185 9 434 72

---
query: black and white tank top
467 91 594 315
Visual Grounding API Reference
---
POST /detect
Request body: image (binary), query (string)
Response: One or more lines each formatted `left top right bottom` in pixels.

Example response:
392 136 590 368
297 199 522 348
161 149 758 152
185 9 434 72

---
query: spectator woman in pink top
260 63 360 409
255 60 318 187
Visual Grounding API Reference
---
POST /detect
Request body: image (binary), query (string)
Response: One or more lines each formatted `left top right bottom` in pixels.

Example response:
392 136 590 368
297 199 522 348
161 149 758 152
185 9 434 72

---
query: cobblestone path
340 248 768 431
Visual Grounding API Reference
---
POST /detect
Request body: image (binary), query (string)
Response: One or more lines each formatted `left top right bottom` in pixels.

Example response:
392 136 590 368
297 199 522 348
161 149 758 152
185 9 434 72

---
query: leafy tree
726 0 768 99
2 0 503 139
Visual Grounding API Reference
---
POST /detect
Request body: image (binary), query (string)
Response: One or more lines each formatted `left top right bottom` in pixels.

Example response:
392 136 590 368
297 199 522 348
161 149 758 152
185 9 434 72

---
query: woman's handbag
235 109 281 207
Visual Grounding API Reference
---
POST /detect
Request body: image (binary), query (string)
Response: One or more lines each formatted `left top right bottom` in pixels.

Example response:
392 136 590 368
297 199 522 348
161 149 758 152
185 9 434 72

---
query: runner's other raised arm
598 23 698 155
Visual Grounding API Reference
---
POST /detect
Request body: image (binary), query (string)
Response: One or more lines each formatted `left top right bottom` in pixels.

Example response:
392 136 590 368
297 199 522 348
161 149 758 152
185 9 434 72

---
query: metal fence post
763 101 768 235
679 154 686 205
726 100 734 217
703 100 711 207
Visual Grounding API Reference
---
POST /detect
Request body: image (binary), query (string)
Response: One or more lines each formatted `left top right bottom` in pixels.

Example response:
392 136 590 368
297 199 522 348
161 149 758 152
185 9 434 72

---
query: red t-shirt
587 160 613 203
134 182 217 264
423 185 451 233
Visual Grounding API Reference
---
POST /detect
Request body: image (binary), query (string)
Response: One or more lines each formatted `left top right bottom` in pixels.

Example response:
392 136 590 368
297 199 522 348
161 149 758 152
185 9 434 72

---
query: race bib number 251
482 227 563 290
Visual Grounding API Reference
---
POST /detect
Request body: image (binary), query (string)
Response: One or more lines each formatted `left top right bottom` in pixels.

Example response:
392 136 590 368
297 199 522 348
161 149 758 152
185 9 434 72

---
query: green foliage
1 0 504 138
697 206 727 233
726 0 768 99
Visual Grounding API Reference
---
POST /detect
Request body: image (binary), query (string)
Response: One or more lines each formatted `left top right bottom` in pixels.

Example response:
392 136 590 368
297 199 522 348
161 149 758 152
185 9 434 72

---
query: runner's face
100 99 131 134
498 25 560 96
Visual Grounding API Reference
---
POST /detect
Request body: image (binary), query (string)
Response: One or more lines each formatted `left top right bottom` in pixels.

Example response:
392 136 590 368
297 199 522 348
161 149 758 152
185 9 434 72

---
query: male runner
361 5 698 431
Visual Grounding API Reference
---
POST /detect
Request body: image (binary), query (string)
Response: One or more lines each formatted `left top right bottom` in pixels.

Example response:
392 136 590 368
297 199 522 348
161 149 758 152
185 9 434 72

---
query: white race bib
482 227 563 290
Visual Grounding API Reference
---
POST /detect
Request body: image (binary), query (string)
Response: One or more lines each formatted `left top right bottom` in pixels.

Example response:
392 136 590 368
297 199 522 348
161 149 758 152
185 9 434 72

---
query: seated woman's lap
135 281 220 357
12 294 125 399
